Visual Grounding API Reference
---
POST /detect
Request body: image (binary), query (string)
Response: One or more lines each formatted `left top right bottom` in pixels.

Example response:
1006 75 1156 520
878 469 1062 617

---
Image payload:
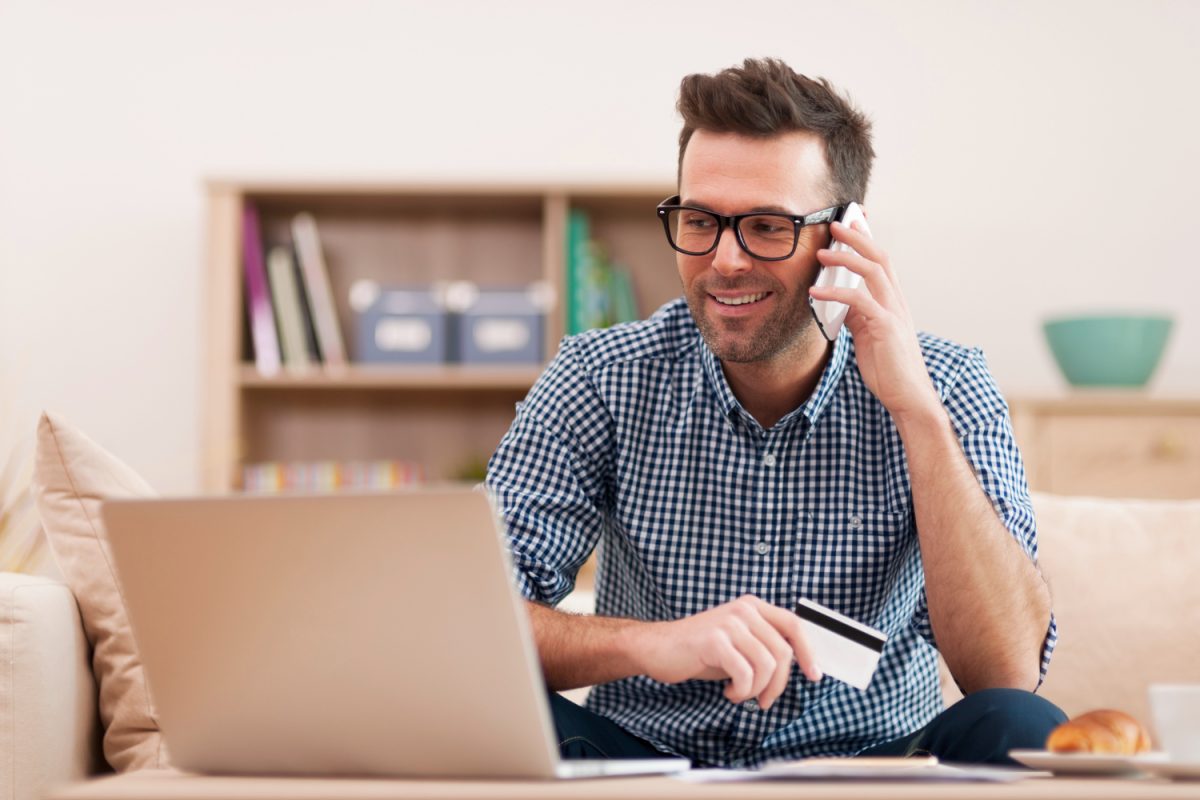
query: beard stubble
685 272 820 364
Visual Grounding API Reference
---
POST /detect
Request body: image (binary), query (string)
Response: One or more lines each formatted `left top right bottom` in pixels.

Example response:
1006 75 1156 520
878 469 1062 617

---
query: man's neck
720 333 833 430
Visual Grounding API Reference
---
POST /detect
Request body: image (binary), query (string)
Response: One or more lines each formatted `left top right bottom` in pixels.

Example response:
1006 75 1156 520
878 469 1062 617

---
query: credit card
795 598 887 691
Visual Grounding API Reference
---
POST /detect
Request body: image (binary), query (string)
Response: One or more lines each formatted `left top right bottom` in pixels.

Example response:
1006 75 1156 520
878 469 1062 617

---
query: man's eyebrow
680 199 796 215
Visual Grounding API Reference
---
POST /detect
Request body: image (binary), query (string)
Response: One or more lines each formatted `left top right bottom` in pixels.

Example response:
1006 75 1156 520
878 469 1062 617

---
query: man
486 58 1064 768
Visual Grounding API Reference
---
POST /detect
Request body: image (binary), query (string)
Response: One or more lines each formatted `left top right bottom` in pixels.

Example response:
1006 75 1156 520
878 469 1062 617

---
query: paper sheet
674 762 1050 783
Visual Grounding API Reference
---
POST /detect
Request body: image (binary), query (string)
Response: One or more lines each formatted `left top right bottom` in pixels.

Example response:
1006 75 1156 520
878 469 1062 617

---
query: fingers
722 620 777 703
808 283 886 322
725 606 792 708
755 601 824 684
762 634 795 710
815 246 895 309
830 219 889 272
709 629 755 702
830 220 902 298
724 597 824 710
682 596 828 711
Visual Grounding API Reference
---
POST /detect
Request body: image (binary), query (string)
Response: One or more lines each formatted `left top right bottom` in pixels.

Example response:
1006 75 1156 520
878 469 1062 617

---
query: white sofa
3 492 1199 800
0 570 103 800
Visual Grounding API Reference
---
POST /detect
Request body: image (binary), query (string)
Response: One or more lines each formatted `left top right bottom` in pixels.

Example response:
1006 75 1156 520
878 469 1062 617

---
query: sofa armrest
1 572 102 800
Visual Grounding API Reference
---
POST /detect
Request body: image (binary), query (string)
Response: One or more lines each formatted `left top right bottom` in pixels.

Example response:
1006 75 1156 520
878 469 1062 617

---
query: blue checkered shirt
486 298 1056 768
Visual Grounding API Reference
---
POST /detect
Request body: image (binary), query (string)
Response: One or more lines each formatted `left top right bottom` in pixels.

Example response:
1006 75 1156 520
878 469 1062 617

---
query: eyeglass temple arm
800 205 848 226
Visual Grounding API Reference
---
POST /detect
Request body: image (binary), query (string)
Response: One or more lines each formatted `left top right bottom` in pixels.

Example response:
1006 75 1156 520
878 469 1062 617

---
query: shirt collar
700 337 740 419
699 328 852 431
799 329 851 428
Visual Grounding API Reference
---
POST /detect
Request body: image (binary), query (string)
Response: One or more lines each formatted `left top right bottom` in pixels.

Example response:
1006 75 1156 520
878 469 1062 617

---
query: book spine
242 202 281 376
610 263 639 324
242 460 424 493
580 239 611 330
266 246 313 373
292 212 347 368
565 210 591 336
291 243 324 363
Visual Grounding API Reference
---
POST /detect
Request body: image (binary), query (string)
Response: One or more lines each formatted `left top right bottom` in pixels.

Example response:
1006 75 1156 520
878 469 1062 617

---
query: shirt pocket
792 507 914 626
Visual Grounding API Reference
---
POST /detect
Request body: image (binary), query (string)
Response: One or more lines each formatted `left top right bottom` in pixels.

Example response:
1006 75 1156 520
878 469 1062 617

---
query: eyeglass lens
665 209 796 259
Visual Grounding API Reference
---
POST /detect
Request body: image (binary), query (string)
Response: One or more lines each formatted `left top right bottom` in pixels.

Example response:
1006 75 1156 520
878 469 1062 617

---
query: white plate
1133 758 1200 781
1008 749 1166 776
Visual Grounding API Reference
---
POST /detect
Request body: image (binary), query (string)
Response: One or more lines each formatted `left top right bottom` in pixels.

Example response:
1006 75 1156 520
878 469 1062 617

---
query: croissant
1046 709 1152 755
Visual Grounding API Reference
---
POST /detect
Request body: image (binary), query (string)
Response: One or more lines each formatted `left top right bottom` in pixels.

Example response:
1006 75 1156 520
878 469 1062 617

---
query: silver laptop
100 488 689 779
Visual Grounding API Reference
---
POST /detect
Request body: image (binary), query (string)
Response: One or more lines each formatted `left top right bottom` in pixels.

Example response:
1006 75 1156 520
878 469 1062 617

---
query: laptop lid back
101 489 560 778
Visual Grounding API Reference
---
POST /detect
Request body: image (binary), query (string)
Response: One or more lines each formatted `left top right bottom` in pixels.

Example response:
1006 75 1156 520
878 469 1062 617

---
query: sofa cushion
32 412 169 772
1031 491 1200 729
565 492 1200 734
0 572 101 800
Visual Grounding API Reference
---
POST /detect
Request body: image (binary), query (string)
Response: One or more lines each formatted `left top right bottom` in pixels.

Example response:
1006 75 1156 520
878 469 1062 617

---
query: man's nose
711 226 753 276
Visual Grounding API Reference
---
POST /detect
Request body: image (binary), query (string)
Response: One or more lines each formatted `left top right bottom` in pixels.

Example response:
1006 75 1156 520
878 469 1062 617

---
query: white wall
1 0 1196 493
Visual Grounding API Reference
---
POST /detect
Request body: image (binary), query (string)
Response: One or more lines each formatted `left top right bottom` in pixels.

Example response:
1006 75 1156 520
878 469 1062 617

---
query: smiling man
486 58 1064 768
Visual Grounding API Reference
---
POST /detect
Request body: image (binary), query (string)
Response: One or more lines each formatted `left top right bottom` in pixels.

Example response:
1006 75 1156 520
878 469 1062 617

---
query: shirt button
849 514 863 530
743 699 759 712
763 453 777 467
755 541 770 555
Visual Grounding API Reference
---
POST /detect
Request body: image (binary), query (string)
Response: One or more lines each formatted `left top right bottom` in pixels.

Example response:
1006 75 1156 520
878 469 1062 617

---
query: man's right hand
630 594 823 710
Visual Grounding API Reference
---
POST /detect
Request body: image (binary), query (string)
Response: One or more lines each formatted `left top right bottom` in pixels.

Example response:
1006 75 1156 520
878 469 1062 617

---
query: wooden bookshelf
201 180 677 492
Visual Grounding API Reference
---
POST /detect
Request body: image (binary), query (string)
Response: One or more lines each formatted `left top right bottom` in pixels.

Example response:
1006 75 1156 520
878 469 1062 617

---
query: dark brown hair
677 58 875 204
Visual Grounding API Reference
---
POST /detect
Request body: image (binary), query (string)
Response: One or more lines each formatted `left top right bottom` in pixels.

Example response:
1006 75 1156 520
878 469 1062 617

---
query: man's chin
700 325 774 364
712 344 770 364
696 311 818 365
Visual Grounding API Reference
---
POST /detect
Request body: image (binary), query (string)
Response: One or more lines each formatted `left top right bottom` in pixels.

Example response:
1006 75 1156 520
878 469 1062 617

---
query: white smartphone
809 202 871 341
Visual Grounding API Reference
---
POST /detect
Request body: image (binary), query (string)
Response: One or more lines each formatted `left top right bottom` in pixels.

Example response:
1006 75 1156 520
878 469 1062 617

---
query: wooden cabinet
200 181 675 493
1010 395 1200 499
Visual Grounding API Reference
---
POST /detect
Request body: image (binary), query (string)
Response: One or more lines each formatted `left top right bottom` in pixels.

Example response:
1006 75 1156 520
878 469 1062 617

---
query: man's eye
749 220 789 236
683 214 715 229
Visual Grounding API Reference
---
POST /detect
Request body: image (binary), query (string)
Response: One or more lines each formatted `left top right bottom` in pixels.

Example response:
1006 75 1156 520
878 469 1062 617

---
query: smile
712 292 770 306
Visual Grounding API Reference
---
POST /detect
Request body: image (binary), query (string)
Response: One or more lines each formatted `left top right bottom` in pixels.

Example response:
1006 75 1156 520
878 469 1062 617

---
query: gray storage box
449 282 552 365
350 281 449 364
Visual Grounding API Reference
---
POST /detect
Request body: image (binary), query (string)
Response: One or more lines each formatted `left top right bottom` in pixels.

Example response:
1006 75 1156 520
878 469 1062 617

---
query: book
565 209 592 336
292 212 347 369
242 202 281 376
609 263 639 325
266 245 312 373
242 459 424 494
291 242 323 364
581 239 613 329
564 209 643 334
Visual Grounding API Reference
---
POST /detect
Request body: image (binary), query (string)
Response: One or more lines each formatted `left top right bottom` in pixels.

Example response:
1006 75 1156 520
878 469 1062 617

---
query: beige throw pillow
32 411 168 771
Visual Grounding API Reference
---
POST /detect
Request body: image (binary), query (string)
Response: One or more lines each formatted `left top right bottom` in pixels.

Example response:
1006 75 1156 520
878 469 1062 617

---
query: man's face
677 129 834 365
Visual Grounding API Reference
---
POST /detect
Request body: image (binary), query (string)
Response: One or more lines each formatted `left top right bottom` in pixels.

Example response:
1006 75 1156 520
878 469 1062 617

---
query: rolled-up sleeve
485 337 614 606
908 347 1057 687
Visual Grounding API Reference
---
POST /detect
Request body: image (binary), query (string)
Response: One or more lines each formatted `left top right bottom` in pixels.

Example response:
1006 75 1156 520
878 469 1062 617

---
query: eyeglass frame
656 195 848 262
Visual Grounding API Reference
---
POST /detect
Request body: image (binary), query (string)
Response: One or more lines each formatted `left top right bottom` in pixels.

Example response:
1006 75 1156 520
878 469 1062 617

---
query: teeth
714 292 767 306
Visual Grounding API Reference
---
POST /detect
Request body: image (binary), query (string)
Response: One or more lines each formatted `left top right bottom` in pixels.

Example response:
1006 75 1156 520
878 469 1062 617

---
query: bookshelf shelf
237 364 544 392
202 180 676 491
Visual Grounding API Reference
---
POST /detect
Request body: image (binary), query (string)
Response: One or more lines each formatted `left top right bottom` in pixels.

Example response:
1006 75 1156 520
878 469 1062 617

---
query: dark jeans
549 688 1066 765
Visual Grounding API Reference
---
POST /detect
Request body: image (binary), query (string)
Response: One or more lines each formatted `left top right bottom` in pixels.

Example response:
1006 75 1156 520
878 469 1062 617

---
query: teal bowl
1043 315 1173 387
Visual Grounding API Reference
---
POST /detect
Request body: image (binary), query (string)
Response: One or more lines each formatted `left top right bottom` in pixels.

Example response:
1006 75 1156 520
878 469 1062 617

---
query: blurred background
0 0 1196 496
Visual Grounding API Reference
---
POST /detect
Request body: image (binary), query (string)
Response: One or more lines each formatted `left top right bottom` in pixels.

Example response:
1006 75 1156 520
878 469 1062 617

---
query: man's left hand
809 219 941 425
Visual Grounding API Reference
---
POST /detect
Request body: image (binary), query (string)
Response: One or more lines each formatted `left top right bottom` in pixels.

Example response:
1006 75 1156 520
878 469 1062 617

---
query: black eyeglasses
656 195 846 261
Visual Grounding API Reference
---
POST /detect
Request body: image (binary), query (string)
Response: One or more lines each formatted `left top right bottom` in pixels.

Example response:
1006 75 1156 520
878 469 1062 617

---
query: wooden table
50 769 1200 800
